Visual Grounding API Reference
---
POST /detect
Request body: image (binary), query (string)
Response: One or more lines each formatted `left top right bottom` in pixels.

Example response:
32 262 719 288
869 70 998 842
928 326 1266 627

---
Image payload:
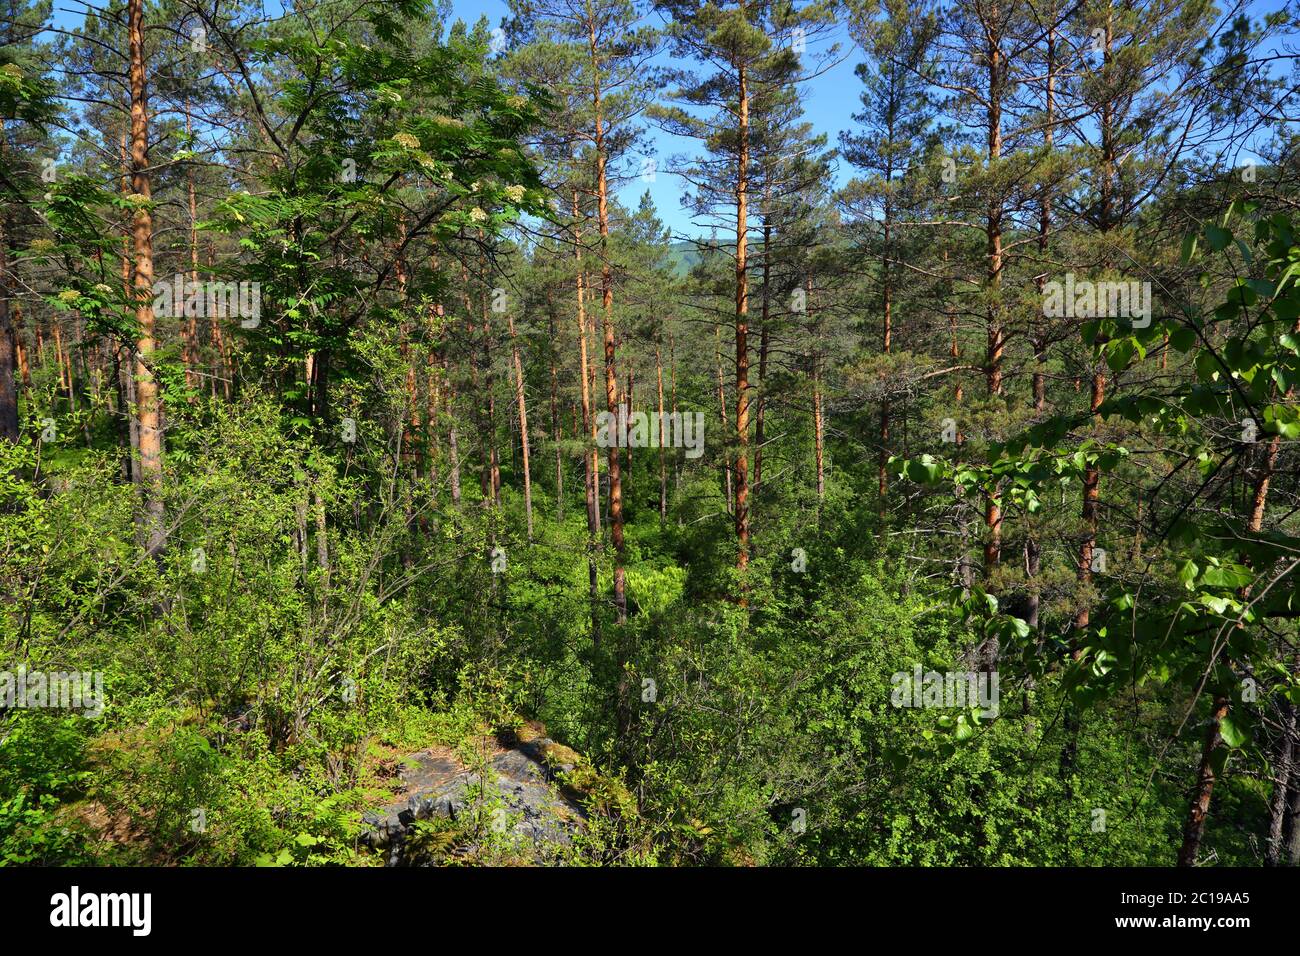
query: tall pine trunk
589 27 625 628
0 200 17 443
128 0 166 556
982 33 1004 577
573 192 600 645
656 342 667 522
733 63 751 579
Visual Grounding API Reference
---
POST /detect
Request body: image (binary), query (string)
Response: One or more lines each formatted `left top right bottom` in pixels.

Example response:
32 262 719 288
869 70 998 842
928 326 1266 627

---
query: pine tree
655 0 839 581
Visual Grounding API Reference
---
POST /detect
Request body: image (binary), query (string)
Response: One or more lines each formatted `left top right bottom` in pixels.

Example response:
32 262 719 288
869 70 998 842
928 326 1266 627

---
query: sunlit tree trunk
1178 695 1230 866
589 23 625 627
982 30 1005 576
128 0 166 556
180 102 199 393
0 194 17 443
1026 22 1055 635
734 62 751 579
573 190 600 645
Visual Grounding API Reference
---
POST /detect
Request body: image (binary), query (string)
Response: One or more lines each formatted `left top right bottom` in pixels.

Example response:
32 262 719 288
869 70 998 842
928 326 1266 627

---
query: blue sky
445 0 862 238
43 0 1286 238
451 0 1291 238
41 0 858 237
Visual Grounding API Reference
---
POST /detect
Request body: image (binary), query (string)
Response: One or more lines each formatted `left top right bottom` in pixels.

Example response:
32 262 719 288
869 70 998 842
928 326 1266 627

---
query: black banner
0 866 1288 942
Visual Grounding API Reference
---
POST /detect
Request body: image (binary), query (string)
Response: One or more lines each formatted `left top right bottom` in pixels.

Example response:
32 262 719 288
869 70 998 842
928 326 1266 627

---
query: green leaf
1169 325 1198 352
953 715 976 741
1218 713 1248 749
904 455 944 484
1107 337 1136 372
1200 565 1253 589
